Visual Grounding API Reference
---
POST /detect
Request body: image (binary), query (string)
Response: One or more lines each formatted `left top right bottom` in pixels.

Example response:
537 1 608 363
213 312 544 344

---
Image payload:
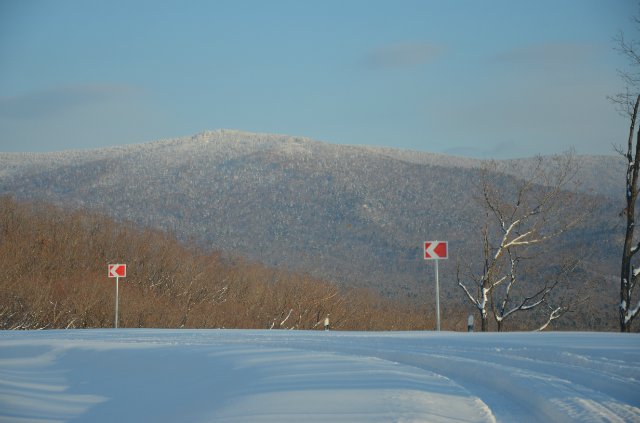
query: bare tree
536 268 592 332
610 27 640 117
610 19 640 332
458 155 582 331
618 95 640 332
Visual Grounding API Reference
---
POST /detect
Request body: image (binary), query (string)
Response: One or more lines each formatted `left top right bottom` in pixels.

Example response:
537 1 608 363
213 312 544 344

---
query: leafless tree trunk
620 95 640 332
610 22 640 332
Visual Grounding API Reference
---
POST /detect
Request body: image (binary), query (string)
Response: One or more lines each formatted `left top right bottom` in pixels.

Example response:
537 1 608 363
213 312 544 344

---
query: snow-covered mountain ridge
0 129 623 197
0 130 623 330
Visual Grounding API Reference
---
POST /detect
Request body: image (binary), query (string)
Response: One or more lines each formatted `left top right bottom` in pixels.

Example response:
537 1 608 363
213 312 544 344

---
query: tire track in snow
281 333 640 423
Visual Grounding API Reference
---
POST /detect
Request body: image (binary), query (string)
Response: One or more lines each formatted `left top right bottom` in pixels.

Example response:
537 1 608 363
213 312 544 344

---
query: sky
0 1 636 158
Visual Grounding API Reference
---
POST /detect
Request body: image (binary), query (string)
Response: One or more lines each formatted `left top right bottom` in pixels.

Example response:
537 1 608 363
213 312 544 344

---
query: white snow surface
0 330 638 423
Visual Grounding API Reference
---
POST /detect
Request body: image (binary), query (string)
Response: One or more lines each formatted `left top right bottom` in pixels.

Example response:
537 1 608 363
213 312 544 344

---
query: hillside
0 197 436 331
0 130 625 330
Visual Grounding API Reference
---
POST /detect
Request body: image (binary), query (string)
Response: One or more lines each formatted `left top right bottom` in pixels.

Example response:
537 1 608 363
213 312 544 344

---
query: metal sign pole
108 264 126 329
435 259 440 331
115 276 119 329
424 241 447 332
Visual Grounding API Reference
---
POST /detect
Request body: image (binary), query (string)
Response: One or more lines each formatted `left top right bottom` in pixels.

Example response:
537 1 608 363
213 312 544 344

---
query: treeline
0 196 443 330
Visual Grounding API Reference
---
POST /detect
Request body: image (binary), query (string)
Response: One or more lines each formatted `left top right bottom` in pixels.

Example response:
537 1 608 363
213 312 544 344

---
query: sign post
108 264 126 329
424 241 448 331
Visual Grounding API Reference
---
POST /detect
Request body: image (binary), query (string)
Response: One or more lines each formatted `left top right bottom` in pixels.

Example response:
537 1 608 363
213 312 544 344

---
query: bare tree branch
459 154 583 331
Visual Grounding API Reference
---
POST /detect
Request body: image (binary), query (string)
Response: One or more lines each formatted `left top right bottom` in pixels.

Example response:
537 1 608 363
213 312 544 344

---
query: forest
0 196 467 331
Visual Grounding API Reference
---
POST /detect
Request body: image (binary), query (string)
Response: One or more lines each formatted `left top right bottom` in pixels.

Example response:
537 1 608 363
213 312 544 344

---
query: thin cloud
0 84 139 120
361 42 443 69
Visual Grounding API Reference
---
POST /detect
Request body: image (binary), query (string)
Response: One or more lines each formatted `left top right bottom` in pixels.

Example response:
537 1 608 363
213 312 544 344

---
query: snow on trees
610 21 640 332
457 154 585 331
617 94 640 332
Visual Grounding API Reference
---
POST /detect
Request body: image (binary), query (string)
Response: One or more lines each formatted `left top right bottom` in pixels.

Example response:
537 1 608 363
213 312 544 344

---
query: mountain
0 130 624 329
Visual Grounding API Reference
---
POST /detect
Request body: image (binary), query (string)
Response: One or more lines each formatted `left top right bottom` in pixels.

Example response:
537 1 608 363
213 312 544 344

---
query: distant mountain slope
0 130 624 197
365 146 624 199
0 130 623 329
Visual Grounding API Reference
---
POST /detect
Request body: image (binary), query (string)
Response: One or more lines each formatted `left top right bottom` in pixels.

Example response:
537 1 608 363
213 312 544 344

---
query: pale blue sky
0 1 636 157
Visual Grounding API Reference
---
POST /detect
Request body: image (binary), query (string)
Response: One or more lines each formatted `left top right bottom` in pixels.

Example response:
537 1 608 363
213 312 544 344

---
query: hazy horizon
0 1 635 158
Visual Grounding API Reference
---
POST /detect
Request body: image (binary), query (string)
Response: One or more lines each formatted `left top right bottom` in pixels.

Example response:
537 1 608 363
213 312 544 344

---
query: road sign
108 264 126 278
107 264 126 329
424 241 448 260
423 241 448 332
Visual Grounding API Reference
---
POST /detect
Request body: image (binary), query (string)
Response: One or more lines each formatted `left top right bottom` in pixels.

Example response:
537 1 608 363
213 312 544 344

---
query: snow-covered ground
0 330 638 422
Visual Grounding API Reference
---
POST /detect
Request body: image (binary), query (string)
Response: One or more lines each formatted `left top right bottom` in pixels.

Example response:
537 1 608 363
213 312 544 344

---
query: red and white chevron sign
108 264 127 278
424 241 448 260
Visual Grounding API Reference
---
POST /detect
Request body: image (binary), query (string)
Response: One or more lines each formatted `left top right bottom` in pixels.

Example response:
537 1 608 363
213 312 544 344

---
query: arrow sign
108 264 127 278
108 264 126 329
424 241 448 260
423 241 448 331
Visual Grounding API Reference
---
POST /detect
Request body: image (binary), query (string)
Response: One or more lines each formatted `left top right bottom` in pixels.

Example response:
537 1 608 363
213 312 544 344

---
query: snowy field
0 330 639 423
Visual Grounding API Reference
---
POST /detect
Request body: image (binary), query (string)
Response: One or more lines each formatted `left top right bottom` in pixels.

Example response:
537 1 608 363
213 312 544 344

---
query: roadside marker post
108 264 126 328
423 241 448 331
